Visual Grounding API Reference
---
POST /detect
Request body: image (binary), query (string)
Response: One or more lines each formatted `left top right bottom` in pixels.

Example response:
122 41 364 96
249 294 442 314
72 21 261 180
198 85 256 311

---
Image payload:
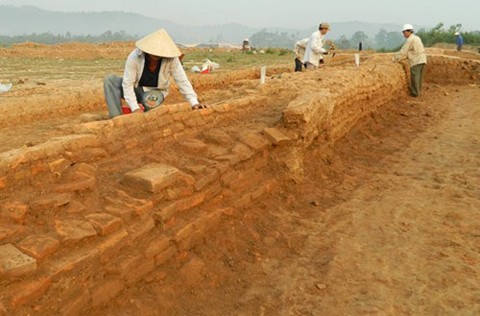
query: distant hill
0 5 403 45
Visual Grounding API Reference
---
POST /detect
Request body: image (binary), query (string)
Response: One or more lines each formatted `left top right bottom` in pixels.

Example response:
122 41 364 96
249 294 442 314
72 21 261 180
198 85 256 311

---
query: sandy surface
88 85 480 315
1 42 479 315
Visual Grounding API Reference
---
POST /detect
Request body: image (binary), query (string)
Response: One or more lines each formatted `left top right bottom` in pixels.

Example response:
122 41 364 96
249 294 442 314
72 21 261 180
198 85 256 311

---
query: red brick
194 168 219 191
126 216 155 242
97 228 129 263
0 301 6 315
1 200 28 224
215 154 242 166
10 277 51 307
155 246 177 266
124 258 155 285
251 184 268 201
254 150 269 169
47 229 128 278
231 194 252 209
203 182 223 201
173 223 201 250
240 133 270 151
145 236 171 259
0 244 37 277
205 145 229 159
85 213 123 236
173 111 190 121
60 134 100 151
184 164 207 175
193 210 222 235
0 224 25 242
232 143 255 161
60 289 91 315
65 200 87 214
171 122 186 133
116 256 141 277
104 205 134 221
17 235 60 260
156 193 205 222
220 170 240 187
30 163 48 176
122 163 182 193
184 117 206 128
53 177 96 193
263 127 291 145
48 158 71 173
55 220 97 242
104 190 154 215
177 139 207 154
30 193 72 211
90 278 125 307
202 129 235 146
68 147 109 163
167 103 190 113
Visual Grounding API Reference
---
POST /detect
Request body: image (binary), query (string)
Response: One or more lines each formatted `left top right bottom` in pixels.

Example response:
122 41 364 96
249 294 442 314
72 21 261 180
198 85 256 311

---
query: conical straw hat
135 29 181 58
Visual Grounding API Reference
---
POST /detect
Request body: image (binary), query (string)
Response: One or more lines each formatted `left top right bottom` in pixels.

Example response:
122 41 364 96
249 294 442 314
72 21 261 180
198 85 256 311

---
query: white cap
402 24 414 32
455 32 460 35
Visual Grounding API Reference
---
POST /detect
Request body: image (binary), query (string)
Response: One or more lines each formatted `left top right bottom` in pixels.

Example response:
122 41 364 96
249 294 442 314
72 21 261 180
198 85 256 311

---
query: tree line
250 23 480 51
0 30 136 47
1 24 479 51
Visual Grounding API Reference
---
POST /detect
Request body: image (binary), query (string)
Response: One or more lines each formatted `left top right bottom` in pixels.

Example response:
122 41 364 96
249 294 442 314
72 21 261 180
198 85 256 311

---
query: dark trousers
294 58 303 72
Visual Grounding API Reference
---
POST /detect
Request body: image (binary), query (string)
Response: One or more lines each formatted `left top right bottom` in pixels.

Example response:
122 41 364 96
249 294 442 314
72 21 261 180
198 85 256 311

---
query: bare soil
89 84 480 315
1 43 479 315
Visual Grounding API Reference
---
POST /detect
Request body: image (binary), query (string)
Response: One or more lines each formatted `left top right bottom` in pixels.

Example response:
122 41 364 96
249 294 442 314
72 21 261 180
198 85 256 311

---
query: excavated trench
0 52 479 315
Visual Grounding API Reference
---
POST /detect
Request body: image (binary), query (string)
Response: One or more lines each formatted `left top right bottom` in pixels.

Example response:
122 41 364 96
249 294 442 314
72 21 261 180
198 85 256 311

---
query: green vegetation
417 23 480 47
0 31 135 46
181 48 293 71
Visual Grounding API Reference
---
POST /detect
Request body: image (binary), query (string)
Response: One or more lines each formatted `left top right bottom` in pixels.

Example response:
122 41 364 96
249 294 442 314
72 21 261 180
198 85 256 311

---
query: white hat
135 29 181 58
455 32 460 35
402 24 414 32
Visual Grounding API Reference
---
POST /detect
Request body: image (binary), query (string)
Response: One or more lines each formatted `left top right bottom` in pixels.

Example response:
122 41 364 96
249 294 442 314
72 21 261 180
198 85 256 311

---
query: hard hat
319 22 331 30
455 32 460 35
402 24 414 32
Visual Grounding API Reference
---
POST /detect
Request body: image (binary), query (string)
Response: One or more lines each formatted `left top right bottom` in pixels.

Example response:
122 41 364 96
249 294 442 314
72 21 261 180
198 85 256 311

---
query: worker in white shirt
393 24 427 97
104 29 205 118
294 38 309 72
303 22 331 69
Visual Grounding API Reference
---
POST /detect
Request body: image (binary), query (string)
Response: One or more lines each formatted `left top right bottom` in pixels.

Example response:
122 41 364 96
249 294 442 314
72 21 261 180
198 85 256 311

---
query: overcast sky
1 0 479 31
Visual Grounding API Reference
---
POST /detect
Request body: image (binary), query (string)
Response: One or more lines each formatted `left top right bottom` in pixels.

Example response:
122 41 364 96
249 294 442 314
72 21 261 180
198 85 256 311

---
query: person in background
294 38 309 72
303 22 330 70
455 32 464 51
394 24 427 97
104 29 205 118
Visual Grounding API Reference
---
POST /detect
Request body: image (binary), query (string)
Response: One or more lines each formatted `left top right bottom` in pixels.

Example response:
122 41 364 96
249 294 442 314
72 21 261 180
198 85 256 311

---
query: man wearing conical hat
104 29 205 118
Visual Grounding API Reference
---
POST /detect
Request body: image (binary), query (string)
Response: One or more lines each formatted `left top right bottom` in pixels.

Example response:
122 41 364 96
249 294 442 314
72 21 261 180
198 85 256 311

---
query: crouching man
104 29 206 118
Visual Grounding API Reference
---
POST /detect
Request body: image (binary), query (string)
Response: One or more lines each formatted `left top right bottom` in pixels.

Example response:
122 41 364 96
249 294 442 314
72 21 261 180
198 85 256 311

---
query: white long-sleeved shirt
394 34 427 67
294 38 309 60
303 31 327 67
122 48 199 111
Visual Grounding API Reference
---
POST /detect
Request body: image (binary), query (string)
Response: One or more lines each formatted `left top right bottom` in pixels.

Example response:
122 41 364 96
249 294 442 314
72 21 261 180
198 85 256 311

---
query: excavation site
0 43 479 315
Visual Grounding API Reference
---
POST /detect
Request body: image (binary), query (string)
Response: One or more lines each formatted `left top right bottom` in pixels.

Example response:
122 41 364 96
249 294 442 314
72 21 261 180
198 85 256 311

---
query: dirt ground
84 84 479 315
1 43 479 315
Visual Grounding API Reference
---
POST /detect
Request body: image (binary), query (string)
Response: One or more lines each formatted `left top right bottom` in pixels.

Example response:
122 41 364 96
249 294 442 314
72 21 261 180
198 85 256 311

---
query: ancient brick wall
0 54 475 315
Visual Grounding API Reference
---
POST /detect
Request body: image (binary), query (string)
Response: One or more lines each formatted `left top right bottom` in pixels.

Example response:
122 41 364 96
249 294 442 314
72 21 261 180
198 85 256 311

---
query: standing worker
394 24 427 97
294 38 309 72
303 22 330 70
104 29 205 118
455 32 464 51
